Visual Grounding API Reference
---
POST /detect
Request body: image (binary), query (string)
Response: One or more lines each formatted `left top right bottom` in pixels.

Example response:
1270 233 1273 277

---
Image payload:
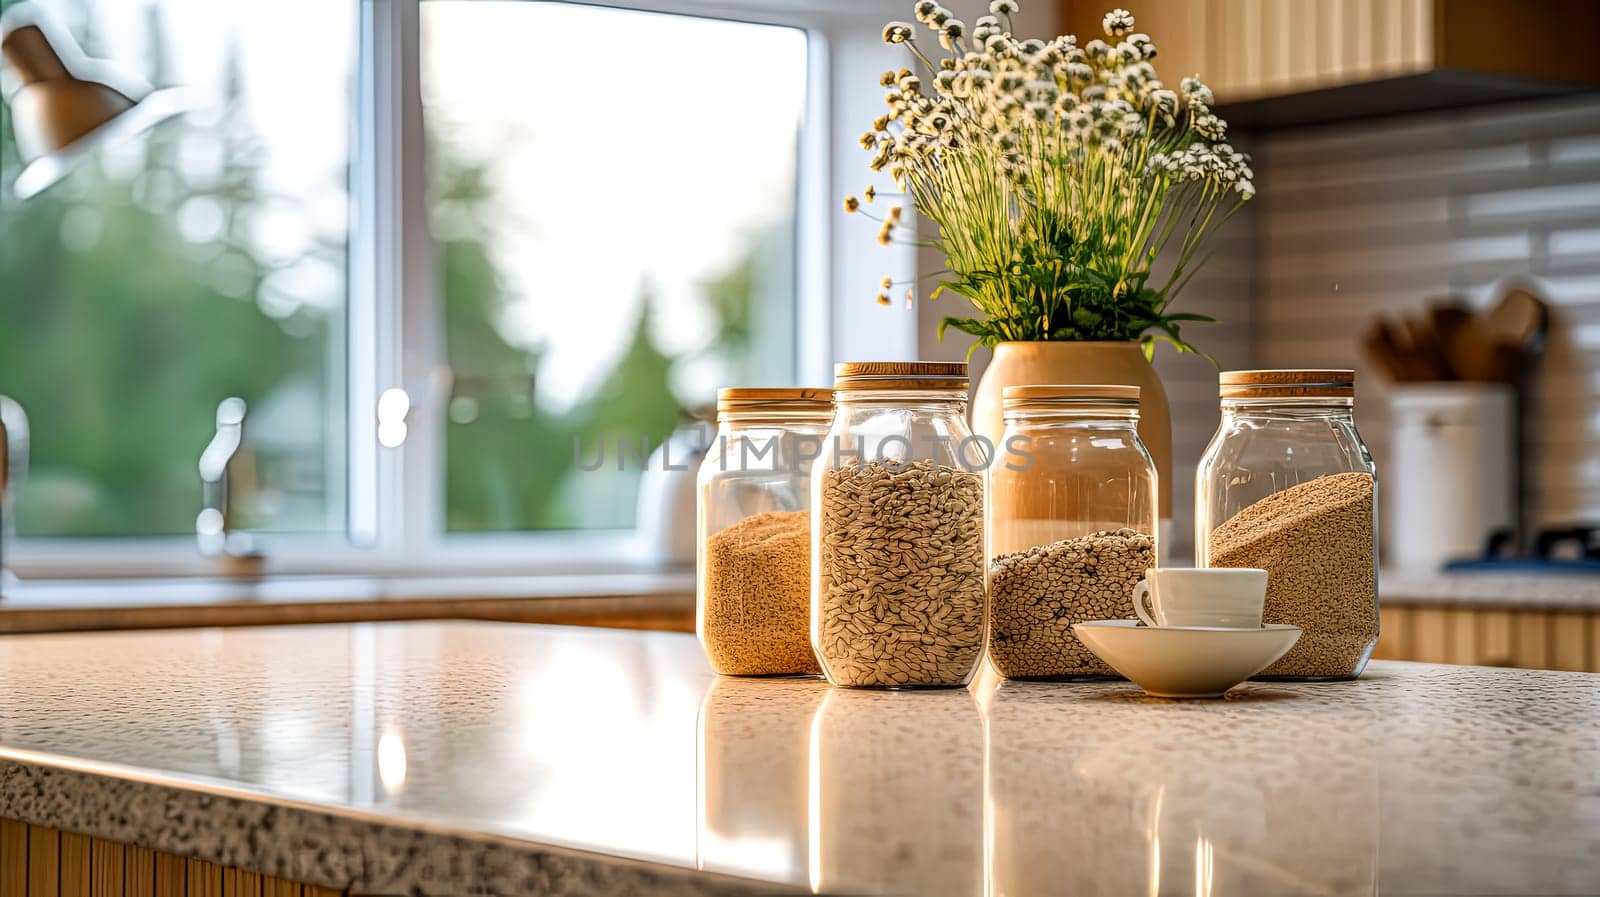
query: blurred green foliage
0 16 328 536
432 144 688 531
434 159 779 530
0 2 783 538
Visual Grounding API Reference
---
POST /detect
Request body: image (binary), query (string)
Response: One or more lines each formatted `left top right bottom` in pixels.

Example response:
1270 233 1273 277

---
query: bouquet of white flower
849 3 1252 359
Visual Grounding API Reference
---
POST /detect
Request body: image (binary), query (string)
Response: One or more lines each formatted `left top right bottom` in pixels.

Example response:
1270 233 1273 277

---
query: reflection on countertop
984 680 1379 896
0 622 1596 895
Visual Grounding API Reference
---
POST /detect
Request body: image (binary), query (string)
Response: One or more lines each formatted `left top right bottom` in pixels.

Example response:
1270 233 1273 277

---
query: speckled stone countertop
0 622 1597 896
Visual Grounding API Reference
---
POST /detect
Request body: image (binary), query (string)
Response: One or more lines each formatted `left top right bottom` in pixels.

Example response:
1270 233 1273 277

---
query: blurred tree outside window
0 0 352 537
0 0 806 545
421 2 805 532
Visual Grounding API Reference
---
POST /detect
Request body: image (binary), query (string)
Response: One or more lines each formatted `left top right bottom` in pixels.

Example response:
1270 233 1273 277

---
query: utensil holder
1388 383 1515 571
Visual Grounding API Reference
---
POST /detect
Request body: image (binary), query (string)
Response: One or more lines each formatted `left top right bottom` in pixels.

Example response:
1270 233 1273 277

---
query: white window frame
8 0 915 580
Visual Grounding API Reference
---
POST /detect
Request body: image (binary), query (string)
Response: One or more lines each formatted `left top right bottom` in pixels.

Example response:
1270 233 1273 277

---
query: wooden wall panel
1256 0 1290 94
1236 0 1264 92
124 847 154 897
1372 604 1600 671
0 819 345 897
90 841 124 897
1375 605 1411 659
185 861 220 897
1062 0 1600 103
1 819 27 897
220 870 259 897
1314 0 1341 83
154 853 186 897
1400 0 1430 71
1284 0 1318 90
1344 0 1375 81
28 826 58 897
1478 611 1516 667
1514 611 1551 669
1445 608 1478 665
260 877 300 897
59 832 90 897
1412 607 1450 663
1370 0 1401 76
1550 612 1591 671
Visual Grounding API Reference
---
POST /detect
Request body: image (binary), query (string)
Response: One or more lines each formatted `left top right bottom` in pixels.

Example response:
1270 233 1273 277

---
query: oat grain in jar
812 362 988 689
697 388 834 676
1196 370 1378 680
987 385 1157 680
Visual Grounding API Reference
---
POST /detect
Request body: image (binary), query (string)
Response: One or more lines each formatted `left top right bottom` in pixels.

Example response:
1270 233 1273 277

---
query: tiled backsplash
1150 195 1255 560
1253 93 1600 548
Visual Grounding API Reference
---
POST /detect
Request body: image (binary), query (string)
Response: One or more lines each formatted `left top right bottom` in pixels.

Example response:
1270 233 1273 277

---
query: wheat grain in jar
811 362 988 689
1196 370 1379 679
987 385 1157 680
697 388 833 676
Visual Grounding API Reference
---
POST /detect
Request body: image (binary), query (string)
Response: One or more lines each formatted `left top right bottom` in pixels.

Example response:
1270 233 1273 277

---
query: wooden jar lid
1219 369 1354 399
833 361 968 391
716 387 834 412
1002 384 1140 408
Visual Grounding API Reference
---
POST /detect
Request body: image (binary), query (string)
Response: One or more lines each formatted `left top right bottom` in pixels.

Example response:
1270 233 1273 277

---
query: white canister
1387 383 1515 571
635 424 711 568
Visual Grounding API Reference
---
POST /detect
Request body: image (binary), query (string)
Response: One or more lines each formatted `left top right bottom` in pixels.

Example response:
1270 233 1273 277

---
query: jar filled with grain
812 362 987 689
987 385 1157 680
697 388 834 676
1196 370 1378 679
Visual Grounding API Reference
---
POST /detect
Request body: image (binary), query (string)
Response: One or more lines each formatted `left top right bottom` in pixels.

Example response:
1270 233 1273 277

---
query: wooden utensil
1446 312 1518 382
1376 314 1427 380
1486 287 1548 354
1427 301 1473 360
1373 316 1436 381
1362 320 1412 382
1404 313 1454 381
1366 288 1543 384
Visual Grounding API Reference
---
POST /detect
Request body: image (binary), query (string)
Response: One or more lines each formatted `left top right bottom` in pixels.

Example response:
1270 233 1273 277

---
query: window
0 0 354 538
0 0 911 576
419 2 806 532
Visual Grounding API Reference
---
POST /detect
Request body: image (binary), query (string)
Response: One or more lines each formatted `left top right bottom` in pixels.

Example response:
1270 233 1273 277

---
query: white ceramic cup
1131 568 1269 629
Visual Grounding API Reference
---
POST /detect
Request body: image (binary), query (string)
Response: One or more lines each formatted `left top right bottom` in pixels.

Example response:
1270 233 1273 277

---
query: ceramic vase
970 341 1173 554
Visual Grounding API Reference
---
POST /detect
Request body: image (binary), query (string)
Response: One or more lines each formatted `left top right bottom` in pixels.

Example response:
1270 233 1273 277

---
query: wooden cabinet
1056 0 1600 123
1374 604 1599 671
1078 0 1433 102
0 820 335 897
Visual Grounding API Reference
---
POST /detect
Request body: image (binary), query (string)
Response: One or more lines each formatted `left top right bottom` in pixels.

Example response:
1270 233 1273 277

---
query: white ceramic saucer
1072 620 1302 699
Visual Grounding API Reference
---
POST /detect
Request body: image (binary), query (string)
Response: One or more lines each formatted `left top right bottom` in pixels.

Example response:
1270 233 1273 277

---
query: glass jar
1196 370 1378 679
811 362 987 689
697 387 834 676
987 385 1157 680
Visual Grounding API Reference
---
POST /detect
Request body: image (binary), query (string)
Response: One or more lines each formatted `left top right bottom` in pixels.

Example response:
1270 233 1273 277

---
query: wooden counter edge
0 592 694 635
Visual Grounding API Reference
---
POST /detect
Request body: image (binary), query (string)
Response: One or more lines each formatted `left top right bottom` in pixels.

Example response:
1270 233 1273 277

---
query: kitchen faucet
0 397 28 599
197 396 263 575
